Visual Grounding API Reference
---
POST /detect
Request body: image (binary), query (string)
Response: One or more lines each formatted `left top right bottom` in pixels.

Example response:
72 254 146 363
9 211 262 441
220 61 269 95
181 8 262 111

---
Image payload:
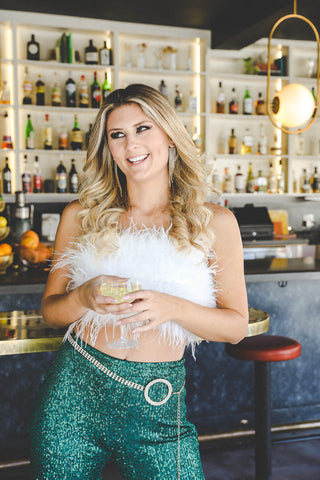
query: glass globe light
271 83 315 128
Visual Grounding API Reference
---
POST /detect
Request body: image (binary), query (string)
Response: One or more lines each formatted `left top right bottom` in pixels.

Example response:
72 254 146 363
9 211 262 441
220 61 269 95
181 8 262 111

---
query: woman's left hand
116 289 182 334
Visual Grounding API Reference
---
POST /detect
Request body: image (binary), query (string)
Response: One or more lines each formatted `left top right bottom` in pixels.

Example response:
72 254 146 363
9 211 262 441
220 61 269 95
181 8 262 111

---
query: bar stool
225 335 301 480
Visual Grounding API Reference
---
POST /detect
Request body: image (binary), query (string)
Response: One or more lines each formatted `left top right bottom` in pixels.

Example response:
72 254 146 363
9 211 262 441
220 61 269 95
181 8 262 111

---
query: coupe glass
100 279 141 349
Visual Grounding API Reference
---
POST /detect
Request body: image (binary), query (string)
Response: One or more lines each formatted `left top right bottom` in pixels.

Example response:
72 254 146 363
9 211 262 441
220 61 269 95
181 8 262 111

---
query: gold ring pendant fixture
267 0 320 134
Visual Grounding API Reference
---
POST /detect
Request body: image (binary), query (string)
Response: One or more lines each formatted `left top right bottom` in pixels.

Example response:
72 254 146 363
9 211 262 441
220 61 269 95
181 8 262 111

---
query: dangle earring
168 144 177 186
113 160 123 197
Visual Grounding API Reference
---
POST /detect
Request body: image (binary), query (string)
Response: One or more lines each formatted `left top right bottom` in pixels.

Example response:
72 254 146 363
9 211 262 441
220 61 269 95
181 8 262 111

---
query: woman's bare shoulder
56 200 83 245
205 202 241 242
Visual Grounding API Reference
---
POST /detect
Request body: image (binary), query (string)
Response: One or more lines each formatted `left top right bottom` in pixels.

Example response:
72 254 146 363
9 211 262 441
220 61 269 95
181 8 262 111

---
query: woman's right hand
75 275 134 316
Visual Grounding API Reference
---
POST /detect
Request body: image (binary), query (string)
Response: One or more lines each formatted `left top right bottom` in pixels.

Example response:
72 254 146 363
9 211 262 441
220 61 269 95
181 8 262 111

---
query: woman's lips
127 153 149 165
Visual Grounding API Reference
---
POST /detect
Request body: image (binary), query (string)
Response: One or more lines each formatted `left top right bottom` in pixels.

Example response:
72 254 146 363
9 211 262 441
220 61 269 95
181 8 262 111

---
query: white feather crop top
55 225 217 354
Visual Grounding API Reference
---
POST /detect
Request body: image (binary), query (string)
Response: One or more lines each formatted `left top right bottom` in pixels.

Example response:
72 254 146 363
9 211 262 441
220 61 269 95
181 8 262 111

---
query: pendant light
267 0 320 134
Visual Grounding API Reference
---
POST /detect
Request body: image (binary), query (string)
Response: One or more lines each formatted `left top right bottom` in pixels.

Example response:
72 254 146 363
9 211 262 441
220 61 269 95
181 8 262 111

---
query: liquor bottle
229 88 239 114
243 87 253 115
27 34 40 60
25 114 35 149
300 168 312 193
277 159 285 194
99 40 112 66
159 80 167 98
267 162 277 194
0 81 10 104
79 75 89 108
174 85 183 111
246 162 255 193
224 199 230 209
222 167 232 193
241 128 253 154
188 91 197 113
56 159 67 193
51 72 61 106
216 82 225 113
91 71 101 108
22 155 32 193
294 133 305 155
271 134 282 155
211 165 221 191
257 124 267 155
311 166 320 193
69 159 79 193
43 114 53 150
58 115 68 150
1 112 13 149
102 72 112 103
22 67 32 104
71 115 83 150
255 170 267 193
35 74 45 106
85 39 98 65
192 127 202 151
255 92 266 115
228 128 238 154
65 72 76 107
85 123 92 150
234 165 245 193
2 157 12 194
33 156 42 193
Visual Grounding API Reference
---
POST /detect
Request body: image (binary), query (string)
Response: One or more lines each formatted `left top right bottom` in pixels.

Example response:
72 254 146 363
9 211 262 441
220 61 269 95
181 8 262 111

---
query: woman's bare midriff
75 324 185 362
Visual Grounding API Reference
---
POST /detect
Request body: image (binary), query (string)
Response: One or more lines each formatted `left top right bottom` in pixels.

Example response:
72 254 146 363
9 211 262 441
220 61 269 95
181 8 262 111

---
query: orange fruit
0 243 12 256
20 230 39 249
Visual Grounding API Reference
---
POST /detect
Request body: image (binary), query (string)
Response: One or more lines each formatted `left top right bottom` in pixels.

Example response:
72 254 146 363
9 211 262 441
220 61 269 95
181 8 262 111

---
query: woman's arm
42 201 132 329
119 204 248 344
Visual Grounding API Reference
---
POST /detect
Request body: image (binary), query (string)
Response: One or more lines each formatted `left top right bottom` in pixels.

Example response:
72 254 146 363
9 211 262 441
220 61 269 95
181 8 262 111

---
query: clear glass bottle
257 124 267 155
216 81 225 113
222 167 232 193
277 159 285 194
255 170 267 193
243 87 253 115
192 127 202 151
211 165 221 191
300 168 312 193
246 162 255 193
174 85 183 111
241 128 253 154
188 90 197 113
267 161 277 194
58 115 68 150
43 113 53 150
228 128 238 154
234 164 245 193
0 81 10 104
159 80 167 98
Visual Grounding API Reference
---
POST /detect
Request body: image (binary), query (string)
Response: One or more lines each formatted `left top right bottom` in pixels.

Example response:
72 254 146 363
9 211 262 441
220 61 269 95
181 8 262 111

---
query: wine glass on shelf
100 279 141 349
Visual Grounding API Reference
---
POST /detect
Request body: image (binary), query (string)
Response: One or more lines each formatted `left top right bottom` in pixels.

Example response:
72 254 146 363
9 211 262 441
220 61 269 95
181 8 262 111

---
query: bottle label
244 98 252 114
36 85 45 93
26 132 34 149
188 96 197 113
56 173 67 190
44 128 53 146
235 175 245 192
23 81 32 94
70 174 79 190
22 173 32 193
92 88 101 103
28 44 38 55
59 132 68 149
100 50 111 65
86 52 98 62
34 174 42 190
71 131 83 143
3 171 11 181
80 88 89 106
52 86 61 104
229 101 238 113
66 83 76 95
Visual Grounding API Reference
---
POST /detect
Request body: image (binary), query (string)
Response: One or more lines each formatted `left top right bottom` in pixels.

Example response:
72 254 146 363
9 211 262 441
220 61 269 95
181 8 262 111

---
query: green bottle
243 87 252 115
102 73 112 103
25 114 35 149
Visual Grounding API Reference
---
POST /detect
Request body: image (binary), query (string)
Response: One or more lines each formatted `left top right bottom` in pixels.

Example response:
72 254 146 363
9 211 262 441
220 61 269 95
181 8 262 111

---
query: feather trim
53 225 218 356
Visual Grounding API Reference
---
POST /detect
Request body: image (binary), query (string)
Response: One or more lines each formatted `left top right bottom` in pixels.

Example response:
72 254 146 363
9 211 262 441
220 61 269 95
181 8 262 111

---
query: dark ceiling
2 0 320 49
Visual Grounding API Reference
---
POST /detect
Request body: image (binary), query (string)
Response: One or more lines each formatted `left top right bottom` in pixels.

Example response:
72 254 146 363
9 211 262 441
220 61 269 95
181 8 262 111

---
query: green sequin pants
29 335 205 480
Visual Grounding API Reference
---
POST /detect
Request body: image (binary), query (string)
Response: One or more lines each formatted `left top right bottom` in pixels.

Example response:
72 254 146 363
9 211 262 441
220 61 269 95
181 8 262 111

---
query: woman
30 84 248 479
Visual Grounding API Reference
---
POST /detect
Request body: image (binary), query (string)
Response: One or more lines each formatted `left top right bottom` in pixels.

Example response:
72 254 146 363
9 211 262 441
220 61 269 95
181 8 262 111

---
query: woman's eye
137 125 150 133
110 131 125 139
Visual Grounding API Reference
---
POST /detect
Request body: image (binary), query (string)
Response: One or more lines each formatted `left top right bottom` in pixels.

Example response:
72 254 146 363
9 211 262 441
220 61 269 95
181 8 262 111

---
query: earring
113 161 123 197
168 145 176 186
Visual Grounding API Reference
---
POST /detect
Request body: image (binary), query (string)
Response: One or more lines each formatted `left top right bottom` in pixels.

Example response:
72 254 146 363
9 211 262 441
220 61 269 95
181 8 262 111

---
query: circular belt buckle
144 378 173 406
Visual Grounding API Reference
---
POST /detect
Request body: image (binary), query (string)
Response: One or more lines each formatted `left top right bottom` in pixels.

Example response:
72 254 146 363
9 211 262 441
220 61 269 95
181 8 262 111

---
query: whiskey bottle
255 92 266 115
71 115 83 151
216 82 225 113
91 72 101 108
85 39 98 65
300 168 312 193
99 40 112 66
222 167 232 193
228 128 238 154
27 34 40 61
234 165 245 193
229 88 239 114
22 67 32 105
35 74 45 106
69 159 79 193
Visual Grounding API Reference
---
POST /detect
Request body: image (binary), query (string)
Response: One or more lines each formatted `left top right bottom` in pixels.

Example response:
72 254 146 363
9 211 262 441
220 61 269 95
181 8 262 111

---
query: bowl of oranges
0 243 13 274
18 230 53 269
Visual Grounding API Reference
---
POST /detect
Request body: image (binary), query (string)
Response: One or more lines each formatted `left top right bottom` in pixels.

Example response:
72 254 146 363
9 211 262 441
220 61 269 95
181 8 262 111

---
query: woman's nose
125 133 140 150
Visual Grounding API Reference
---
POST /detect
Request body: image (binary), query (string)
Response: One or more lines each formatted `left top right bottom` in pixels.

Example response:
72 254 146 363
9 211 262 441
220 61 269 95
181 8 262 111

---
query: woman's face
106 103 171 184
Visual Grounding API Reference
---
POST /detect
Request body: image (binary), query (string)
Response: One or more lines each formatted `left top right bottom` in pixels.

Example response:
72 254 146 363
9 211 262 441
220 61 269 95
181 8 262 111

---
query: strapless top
54 225 217 356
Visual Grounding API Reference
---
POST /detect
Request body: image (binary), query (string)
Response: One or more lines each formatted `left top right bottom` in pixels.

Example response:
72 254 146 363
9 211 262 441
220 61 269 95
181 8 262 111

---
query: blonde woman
30 84 248 480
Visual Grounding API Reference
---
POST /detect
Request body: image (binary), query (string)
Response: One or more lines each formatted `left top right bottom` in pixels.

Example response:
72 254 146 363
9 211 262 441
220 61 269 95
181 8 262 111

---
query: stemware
100 279 141 349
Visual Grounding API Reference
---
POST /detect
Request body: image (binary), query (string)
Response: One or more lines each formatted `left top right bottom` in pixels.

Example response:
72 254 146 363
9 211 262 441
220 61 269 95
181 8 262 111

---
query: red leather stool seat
225 334 301 362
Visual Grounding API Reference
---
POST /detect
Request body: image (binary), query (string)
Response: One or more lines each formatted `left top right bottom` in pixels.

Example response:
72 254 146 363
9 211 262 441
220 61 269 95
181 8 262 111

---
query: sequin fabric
29 337 205 479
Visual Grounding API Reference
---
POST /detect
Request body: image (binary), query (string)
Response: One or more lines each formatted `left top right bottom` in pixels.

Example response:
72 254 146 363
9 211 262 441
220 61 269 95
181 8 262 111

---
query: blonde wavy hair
78 83 214 255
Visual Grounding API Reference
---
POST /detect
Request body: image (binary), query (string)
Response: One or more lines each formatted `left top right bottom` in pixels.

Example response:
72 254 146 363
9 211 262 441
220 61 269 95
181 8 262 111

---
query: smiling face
106 103 172 185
